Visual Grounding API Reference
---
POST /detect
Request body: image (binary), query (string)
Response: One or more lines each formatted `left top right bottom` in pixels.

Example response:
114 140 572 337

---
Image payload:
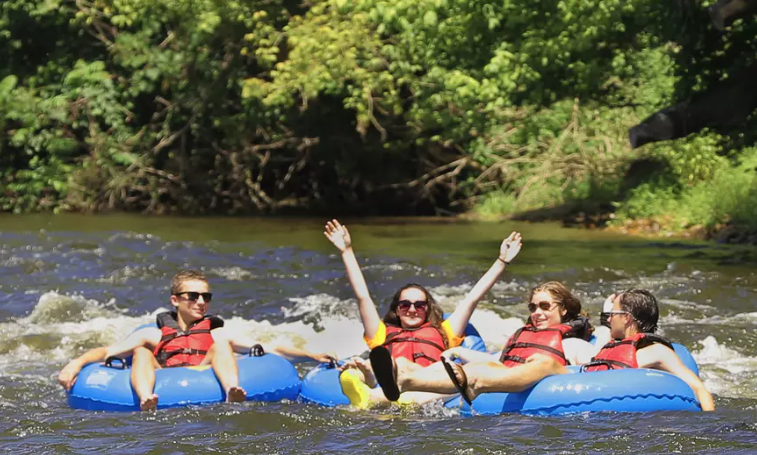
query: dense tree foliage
1 0 756 233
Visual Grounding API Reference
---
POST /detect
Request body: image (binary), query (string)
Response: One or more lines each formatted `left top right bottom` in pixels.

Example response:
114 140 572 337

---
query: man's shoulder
635 342 678 368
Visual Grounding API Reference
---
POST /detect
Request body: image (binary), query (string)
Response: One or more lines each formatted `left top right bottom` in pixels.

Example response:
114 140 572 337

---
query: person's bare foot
226 386 246 403
394 357 413 393
140 393 159 411
353 357 378 388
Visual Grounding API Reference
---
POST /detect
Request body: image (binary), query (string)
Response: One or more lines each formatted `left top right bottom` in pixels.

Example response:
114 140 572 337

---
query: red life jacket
582 333 673 372
499 317 592 367
153 312 224 367
383 323 446 367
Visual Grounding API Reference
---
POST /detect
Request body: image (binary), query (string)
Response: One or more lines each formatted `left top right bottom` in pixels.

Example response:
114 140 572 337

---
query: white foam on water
209 267 255 281
693 336 757 371
692 336 757 398
281 288 525 357
661 310 757 326
282 294 359 320
659 298 717 312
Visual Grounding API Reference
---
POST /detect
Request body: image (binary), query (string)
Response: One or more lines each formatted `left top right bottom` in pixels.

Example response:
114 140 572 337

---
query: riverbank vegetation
1 0 755 240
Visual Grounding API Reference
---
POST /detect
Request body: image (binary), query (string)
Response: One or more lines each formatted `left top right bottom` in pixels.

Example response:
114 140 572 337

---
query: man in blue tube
58 270 332 411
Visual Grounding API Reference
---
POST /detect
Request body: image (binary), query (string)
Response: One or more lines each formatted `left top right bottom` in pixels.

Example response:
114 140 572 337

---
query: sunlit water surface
0 214 756 454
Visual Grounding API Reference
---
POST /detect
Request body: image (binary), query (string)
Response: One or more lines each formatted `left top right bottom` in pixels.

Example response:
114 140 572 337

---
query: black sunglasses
173 291 213 302
397 300 428 311
527 301 557 313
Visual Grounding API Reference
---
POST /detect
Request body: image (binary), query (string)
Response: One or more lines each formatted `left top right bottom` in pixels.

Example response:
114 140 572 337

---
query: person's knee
208 340 233 355
526 354 566 372
132 346 154 361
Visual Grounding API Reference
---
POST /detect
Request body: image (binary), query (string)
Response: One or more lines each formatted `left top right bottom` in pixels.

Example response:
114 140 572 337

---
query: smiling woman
322 218 523 407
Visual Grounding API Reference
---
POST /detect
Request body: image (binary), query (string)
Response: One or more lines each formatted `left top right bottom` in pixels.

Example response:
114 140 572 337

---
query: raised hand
499 231 523 264
324 219 352 252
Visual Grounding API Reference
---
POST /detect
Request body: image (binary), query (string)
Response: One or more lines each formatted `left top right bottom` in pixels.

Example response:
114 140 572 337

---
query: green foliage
645 131 727 184
0 0 755 232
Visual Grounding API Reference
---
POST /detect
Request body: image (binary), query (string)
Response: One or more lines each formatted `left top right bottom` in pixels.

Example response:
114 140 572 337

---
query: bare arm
270 345 336 363
215 328 335 363
446 231 523 336
324 219 382 340
562 338 602 366
637 343 715 411
57 327 161 391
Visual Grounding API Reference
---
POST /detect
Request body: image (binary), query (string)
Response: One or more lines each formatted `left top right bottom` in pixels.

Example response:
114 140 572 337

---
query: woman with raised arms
369 281 597 405
323 219 522 407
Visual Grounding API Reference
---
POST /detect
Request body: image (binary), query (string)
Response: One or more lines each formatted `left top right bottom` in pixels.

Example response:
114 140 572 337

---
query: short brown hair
170 270 208 294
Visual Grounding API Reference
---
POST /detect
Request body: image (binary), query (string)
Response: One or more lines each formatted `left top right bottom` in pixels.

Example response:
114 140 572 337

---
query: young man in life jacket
582 289 714 411
58 270 332 411
368 281 597 405
323 219 524 407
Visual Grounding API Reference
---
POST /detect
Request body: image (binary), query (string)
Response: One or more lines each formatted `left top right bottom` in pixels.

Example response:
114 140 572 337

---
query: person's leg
203 341 246 402
464 355 568 399
130 346 160 411
397 354 568 401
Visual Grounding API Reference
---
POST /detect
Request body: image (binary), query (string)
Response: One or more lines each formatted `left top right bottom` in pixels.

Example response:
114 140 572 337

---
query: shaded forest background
1 0 756 236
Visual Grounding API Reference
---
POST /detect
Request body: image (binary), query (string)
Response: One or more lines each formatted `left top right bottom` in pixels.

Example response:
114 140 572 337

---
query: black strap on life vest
499 326 569 365
384 325 446 364
580 333 674 372
154 312 223 366
636 333 674 350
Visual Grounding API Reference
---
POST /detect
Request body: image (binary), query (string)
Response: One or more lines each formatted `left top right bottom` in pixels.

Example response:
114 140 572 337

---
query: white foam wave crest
1 287 528 370
281 290 524 356
282 294 360 320
693 336 757 371
209 266 255 281
659 298 717 312
692 336 757 398
661 311 757 326
0 292 162 367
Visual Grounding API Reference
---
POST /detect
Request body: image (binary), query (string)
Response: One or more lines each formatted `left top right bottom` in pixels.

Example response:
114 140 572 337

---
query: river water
0 214 755 454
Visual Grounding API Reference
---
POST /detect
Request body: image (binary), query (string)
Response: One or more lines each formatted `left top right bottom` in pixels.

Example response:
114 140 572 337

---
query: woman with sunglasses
323 219 522 407
368 281 598 405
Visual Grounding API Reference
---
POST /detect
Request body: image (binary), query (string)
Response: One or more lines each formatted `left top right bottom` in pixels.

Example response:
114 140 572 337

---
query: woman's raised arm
324 219 382 340
446 231 523 337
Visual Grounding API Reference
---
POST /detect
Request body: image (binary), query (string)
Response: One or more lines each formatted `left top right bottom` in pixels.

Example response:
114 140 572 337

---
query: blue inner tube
67 323 302 411
458 341 702 415
68 353 302 411
299 317 487 407
460 365 701 416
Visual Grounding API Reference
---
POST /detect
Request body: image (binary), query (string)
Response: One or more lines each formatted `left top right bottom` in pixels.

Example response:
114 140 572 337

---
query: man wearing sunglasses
582 289 714 411
58 270 331 411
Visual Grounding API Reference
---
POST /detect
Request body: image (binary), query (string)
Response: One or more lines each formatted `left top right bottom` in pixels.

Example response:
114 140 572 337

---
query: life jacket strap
159 328 212 343
580 359 635 372
500 354 527 364
412 352 439 363
505 342 567 361
384 336 445 353
156 348 208 366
